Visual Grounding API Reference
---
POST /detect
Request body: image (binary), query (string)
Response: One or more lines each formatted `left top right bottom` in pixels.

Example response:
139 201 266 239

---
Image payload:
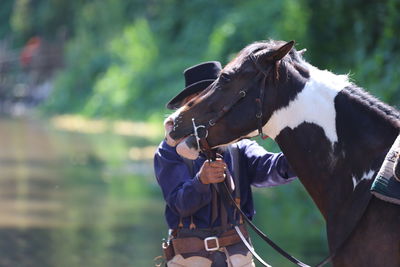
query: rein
192 118 332 267
195 147 334 267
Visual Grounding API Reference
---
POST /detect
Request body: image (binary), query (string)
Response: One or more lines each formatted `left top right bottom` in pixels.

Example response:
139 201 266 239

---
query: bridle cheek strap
209 67 270 141
192 53 273 159
208 89 248 127
255 97 268 140
250 54 270 140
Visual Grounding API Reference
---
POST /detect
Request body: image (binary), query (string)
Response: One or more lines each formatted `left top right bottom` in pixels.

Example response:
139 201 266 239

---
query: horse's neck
334 85 399 182
266 65 399 219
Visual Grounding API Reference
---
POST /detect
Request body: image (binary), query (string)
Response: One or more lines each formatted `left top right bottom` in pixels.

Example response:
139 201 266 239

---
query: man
154 61 296 266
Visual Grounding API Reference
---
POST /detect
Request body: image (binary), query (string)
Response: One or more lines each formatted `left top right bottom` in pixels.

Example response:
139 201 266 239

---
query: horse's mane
225 41 277 67
343 85 400 128
224 40 308 81
237 40 304 61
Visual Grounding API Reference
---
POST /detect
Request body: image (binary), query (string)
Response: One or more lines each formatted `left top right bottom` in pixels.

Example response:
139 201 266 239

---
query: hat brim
166 79 215 110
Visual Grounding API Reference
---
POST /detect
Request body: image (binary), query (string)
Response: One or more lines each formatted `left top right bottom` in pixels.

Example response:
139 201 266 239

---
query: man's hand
164 117 177 146
199 158 227 184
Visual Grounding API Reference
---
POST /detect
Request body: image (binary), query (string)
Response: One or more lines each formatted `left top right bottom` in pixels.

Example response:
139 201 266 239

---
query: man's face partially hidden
164 93 199 146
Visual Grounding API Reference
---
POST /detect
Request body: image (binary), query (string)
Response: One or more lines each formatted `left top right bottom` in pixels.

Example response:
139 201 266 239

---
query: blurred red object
20 37 42 67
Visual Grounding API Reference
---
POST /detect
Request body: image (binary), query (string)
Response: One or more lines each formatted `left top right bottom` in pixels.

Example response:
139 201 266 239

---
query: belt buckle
204 236 219 251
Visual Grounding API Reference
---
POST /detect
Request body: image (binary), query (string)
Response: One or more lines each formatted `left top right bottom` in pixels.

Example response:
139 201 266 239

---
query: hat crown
184 61 222 88
165 61 222 110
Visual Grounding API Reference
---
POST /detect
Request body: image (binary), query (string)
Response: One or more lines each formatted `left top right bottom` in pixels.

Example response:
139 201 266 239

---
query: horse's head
169 40 309 158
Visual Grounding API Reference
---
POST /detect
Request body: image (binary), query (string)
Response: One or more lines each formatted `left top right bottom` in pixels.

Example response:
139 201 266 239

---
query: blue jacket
154 139 296 229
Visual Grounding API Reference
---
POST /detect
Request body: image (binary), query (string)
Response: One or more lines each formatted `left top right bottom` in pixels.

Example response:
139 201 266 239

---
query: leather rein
190 54 334 267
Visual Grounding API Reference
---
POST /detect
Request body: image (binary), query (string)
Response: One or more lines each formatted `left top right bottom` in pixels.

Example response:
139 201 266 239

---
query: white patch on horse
263 64 350 145
362 170 375 181
352 170 375 189
352 176 358 189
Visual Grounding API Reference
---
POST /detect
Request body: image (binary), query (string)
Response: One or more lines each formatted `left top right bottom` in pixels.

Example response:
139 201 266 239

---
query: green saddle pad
371 134 400 205
371 175 400 205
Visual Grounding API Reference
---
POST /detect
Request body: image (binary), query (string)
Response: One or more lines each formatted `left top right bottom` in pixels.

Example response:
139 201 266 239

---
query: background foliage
2 0 399 120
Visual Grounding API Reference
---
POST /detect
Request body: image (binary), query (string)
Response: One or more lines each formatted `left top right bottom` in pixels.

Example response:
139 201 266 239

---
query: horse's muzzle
176 135 200 160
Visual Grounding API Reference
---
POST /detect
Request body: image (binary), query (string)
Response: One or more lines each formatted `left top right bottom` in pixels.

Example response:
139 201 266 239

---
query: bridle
192 53 272 159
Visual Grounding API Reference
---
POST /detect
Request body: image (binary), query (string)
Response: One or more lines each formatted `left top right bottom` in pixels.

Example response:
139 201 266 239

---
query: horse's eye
219 73 231 83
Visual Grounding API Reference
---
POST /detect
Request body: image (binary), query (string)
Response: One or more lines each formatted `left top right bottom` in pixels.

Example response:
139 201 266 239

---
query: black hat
166 61 222 110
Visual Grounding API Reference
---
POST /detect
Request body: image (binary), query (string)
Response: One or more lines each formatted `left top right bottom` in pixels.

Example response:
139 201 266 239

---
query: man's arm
239 139 296 187
154 141 212 217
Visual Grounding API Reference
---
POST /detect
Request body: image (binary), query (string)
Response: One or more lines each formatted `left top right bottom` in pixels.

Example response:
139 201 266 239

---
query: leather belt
172 225 248 255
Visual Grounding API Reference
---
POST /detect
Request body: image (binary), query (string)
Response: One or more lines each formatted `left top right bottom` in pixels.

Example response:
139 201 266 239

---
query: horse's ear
298 48 307 56
271 40 295 61
256 40 295 62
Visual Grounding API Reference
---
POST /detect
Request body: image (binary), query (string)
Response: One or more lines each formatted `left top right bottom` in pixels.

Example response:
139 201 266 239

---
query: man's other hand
199 158 227 184
164 117 177 146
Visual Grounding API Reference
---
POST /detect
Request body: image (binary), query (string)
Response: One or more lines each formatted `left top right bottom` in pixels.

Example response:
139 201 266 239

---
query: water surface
0 117 165 267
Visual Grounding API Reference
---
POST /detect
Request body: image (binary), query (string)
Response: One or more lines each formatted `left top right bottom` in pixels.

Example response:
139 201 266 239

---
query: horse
168 40 400 266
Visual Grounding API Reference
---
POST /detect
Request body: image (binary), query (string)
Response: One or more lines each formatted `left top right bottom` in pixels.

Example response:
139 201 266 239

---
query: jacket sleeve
154 140 212 217
238 139 297 187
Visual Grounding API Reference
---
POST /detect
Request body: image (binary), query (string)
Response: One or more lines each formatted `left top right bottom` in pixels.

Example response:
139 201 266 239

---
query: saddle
371 135 400 205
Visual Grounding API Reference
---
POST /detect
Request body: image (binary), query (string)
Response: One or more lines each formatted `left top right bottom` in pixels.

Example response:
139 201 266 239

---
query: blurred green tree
2 0 399 116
